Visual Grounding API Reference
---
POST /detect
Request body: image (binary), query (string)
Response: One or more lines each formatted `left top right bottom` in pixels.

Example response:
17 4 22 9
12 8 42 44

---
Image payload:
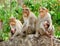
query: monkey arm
47 14 52 27
48 17 52 27
12 25 21 38
22 22 29 32
30 12 37 23
11 31 18 38
35 17 40 35
23 22 27 28
44 31 51 38
35 20 39 37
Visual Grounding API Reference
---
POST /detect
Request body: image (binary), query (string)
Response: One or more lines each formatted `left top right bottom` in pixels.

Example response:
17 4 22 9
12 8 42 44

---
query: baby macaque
44 21 54 46
9 16 23 39
22 5 37 35
43 21 53 37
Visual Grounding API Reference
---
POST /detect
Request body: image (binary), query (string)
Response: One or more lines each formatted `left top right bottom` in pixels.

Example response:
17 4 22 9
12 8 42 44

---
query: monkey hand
10 37 14 40
34 33 39 38
48 34 51 38
45 31 51 38
46 33 51 38
48 26 52 31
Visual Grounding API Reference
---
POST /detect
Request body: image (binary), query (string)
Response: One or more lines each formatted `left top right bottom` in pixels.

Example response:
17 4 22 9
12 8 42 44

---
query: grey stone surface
0 35 60 46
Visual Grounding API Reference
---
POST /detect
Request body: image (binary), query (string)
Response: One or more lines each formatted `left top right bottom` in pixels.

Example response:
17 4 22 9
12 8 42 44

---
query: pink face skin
11 28 15 33
39 8 47 18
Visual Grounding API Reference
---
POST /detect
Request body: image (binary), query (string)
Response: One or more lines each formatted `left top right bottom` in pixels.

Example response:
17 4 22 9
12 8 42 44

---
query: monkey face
44 21 50 29
23 9 29 17
10 18 16 26
39 8 48 18
10 22 16 26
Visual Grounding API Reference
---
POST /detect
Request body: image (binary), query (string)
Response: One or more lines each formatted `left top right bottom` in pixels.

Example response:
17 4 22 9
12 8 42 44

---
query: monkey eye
39 11 43 13
23 9 28 10
23 9 29 11
23 11 28 14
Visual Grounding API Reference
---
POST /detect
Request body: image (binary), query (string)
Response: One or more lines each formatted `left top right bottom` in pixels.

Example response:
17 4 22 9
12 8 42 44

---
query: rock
0 34 60 46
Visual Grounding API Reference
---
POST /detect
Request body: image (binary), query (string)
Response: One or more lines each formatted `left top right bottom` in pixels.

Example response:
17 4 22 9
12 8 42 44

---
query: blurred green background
0 0 60 41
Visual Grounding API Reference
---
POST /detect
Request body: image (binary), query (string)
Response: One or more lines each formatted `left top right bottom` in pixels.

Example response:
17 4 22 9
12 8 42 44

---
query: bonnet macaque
22 5 37 35
9 16 23 39
35 7 54 46
36 7 54 36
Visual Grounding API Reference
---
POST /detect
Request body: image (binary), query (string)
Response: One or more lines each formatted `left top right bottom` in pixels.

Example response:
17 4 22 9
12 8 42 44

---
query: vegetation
0 0 60 41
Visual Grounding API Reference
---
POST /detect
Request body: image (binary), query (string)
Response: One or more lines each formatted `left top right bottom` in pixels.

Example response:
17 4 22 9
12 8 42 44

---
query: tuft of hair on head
22 4 30 10
39 7 49 12
22 4 27 8
9 15 16 20
10 15 15 18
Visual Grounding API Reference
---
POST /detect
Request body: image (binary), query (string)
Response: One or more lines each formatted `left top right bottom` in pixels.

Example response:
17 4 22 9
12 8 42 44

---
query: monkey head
44 21 50 29
22 5 30 17
39 7 48 18
9 16 16 26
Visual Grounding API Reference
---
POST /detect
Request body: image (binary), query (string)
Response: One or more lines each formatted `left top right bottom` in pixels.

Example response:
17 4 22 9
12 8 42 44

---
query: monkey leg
40 23 46 32
38 28 45 36
50 36 53 46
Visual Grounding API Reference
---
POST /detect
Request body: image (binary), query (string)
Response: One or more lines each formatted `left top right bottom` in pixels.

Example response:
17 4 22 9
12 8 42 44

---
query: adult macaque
36 7 54 36
35 7 54 46
22 5 37 35
9 16 23 39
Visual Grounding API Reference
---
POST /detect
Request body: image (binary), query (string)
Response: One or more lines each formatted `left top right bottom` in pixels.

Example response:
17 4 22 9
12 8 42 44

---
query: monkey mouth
11 29 16 34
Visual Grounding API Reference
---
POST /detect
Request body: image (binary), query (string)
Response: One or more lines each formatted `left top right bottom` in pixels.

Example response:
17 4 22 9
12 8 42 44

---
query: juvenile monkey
9 16 23 39
22 5 37 35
